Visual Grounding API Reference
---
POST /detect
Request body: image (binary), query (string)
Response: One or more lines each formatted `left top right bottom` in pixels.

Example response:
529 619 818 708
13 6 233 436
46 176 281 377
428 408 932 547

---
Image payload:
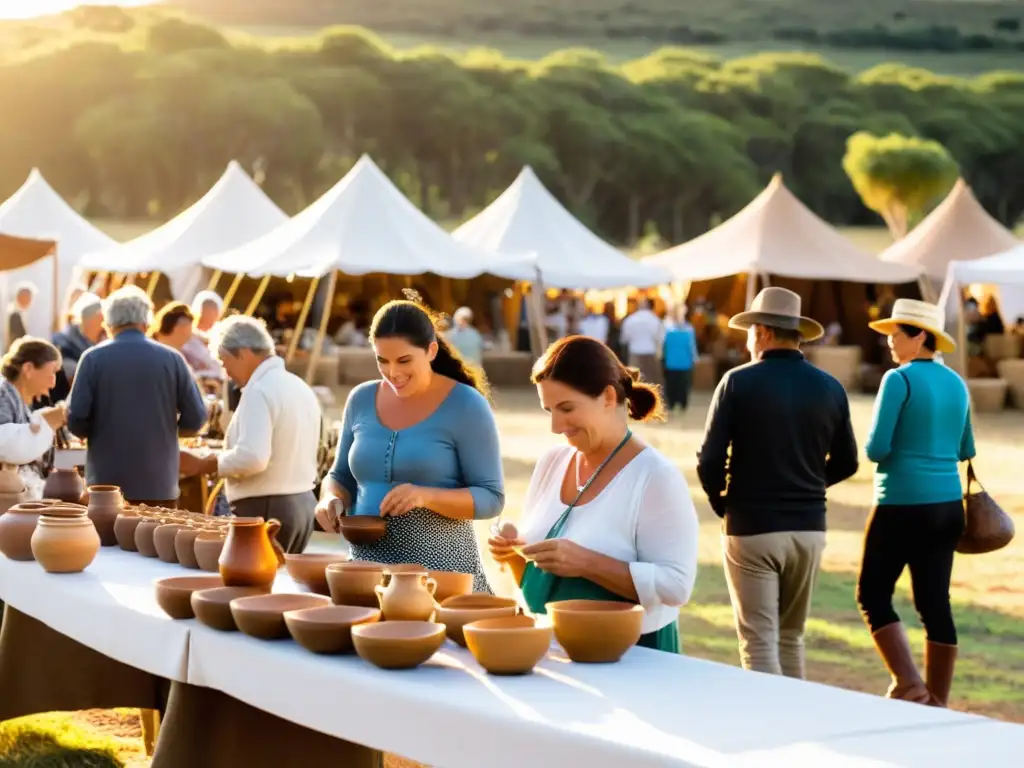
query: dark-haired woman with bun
0 337 67 499
488 335 699 652
316 298 504 593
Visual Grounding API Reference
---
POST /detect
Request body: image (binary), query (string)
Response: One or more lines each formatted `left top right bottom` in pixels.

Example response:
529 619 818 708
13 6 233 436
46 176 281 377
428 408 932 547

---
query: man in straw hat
698 287 859 678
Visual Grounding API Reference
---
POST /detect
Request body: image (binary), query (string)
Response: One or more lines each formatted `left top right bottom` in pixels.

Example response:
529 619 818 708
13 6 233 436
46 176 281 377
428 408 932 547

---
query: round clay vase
375 570 438 622
114 512 143 552
219 517 286 588
85 485 123 547
0 501 55 561
31 514 101 573
42 468 85 505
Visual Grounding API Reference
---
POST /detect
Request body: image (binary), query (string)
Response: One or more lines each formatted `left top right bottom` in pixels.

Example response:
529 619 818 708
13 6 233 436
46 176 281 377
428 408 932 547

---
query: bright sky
0 1 155 21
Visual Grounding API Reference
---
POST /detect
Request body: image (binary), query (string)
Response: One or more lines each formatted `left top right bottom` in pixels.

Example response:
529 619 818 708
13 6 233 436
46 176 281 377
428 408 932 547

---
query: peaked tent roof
202 155 536 281
79 161 288 272
878 178 1020 280
451 166 669 290
642 174 921 284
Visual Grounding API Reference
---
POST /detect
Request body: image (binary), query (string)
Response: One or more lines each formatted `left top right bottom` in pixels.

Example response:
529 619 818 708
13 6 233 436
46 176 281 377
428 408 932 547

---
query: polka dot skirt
349 507 493 594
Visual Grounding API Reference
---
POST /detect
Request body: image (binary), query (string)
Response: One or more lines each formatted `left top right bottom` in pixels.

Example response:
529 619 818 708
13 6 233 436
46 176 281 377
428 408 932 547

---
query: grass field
4 386 1023 765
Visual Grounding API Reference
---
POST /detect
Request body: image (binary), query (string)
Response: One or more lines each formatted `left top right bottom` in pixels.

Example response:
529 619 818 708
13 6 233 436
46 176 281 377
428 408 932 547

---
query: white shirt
217 356 322 503
519 444 699 634
619 309 663 356
0 411 53 500
577 314 610 344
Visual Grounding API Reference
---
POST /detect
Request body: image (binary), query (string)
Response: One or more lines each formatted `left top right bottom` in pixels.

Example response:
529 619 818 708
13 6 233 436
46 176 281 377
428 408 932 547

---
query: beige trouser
722 530 826 679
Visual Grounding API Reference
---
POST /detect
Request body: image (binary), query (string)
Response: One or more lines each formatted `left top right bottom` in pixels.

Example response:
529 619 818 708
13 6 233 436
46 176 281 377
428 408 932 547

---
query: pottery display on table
284 553 351 595
351 621 446 670
229 593 331 640
219 517 285 588
43 468 85 505
0 464 27 514
155 575 224 620
194 532 227 572
191 585 270 632
546 600 644 663
84 485 123 546
375 569 437 622
0 500 56 561
436 593 519 647
325 562 385 608
464 615 553 675
284 605 381 655
153 522 188 564
113 511 144 551
338 514 387 545
30 509 100 573
429 570 474 604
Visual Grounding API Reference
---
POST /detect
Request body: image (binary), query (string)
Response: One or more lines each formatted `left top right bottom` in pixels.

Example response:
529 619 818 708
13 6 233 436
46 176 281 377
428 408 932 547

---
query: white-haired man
446 306 484 366
180 315 321 553
181 290 225 388
49 292 105 403
67 286 207 506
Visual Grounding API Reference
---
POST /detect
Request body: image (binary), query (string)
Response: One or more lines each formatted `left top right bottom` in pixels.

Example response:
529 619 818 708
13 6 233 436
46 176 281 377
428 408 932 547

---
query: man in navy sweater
68 286 207 506
698 287 859 679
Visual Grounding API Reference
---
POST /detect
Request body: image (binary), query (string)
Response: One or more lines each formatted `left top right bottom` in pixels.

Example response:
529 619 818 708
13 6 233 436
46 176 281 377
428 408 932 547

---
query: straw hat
728 287 824 342
868 299 956 354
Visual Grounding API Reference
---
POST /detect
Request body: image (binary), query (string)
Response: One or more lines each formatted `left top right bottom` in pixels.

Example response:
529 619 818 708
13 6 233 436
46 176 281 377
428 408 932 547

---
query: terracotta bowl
284 605 381 655
546 600 644 663
436 594 518 647
153 523 187 564
325 561 386 607
155 575 224 620
351 621 446 670
339 515 387 545
230 593 331 640
284 553 351 595
193 532 226 572
191 586 271 632
429 570 474 603
464 615 553 675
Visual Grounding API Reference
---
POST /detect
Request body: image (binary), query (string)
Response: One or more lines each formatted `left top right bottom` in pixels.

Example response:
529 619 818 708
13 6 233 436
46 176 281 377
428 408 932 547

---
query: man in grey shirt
68 286 207 506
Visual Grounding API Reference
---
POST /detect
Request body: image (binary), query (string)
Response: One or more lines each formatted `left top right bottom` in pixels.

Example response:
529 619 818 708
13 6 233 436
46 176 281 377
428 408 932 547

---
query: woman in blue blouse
315 297 504 593
859 299 974 709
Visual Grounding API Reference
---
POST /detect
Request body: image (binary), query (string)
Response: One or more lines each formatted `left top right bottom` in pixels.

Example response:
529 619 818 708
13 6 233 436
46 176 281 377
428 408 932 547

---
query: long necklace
575 430 632 492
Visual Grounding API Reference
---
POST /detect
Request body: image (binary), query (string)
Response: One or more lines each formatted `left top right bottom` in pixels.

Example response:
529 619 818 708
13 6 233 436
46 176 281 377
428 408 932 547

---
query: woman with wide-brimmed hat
858 299 973 708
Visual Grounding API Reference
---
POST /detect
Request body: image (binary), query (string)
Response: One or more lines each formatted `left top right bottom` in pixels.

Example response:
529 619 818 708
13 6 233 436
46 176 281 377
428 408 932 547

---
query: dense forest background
0 2 1021 246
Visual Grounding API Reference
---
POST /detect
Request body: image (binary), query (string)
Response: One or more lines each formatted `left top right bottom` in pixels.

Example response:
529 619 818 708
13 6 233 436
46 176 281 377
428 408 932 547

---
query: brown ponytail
1 337 61 383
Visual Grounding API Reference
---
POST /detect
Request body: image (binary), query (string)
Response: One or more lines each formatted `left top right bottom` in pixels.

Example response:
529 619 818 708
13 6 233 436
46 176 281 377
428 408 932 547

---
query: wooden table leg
140 708 161 756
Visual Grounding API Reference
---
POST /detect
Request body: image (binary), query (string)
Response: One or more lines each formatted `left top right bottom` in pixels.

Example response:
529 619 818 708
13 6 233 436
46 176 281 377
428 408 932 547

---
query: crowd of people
0 276 981 710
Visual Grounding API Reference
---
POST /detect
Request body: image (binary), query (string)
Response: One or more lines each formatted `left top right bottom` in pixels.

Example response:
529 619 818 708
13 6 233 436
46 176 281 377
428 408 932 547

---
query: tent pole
744 272 757 309
244 275 271 317
207 270 222 292
918 276 936 303
144 271 160 299
51 245 60 333
304 271 337 386
222 273 245 308
285 277 321 365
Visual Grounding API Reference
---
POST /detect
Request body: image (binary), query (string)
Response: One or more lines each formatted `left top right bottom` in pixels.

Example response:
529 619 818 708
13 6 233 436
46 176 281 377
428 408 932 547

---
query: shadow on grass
681 562 1024 722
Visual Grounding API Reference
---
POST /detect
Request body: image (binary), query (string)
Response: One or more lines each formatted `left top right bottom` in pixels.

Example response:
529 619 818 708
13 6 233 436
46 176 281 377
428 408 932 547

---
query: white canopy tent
202 155 537 282
79 161 288 301
939 245 1024 344
0 168 116 336
452 166 669 290
642 173 922 292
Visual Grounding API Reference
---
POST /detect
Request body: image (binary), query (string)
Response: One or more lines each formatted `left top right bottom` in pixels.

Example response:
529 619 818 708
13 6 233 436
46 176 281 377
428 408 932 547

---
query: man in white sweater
180 315 321 553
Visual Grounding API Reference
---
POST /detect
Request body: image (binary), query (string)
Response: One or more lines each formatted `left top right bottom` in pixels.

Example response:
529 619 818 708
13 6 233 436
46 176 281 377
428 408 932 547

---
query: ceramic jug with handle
375 569 438 621
219 517 286 588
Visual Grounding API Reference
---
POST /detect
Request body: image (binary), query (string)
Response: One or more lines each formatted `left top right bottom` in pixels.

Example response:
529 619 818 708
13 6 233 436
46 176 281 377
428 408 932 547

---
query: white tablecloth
3 548 1024 767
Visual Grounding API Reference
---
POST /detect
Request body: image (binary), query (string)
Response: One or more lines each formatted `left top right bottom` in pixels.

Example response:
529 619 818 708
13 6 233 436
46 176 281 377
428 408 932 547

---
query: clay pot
31 513 100 573
155 575 224 620
436 594 519 647
154 523 187 564
546 600 644 663
43 468 85 504
284 605 381 655
464 615 553 675
194 532 227 572
375 569 437 622
325 562 385 607
230 593 331 640
114 512 143 552
429 570 474 603
0 501 56 561
134 518 166 558
351 621 446 670
84 485 122 547
175 526 209 569
284 553 350 595
219 517 285 588
339 515 387 545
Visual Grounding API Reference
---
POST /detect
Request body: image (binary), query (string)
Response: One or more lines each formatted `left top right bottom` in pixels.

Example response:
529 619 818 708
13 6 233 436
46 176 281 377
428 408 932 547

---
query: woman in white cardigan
0 337 67 499
488 335 699 653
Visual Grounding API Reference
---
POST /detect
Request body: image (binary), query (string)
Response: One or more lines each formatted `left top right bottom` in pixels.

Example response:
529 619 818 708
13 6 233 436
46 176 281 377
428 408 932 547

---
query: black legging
856 501 965 645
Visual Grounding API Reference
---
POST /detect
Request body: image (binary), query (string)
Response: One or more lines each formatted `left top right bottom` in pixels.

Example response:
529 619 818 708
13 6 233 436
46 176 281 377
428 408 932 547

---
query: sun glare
0 1 155 21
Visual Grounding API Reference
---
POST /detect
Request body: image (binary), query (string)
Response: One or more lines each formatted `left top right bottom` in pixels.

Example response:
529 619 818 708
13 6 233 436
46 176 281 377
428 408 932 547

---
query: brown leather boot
871 623 931 704
925 641 957 707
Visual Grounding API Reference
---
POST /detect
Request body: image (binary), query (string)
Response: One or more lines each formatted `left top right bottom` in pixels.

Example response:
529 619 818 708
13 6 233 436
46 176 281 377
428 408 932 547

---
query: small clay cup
153 523 187 564
175 526 208 569
284 553 351 595
284 605 381 655
230 593 331 640
339 515 387 545
194 532 226 572
325 561 386 608
191 586 271 632
464 615 553 675
155 575 224 620
430 570 474 603
546 600 644 663
114 512 143 552
351 621 446 670
85 485 123 547
135 518 165 558
436 594 519 647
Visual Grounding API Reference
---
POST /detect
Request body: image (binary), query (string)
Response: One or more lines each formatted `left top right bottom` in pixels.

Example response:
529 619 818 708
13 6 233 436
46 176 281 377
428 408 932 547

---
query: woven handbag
956 461 1015 555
